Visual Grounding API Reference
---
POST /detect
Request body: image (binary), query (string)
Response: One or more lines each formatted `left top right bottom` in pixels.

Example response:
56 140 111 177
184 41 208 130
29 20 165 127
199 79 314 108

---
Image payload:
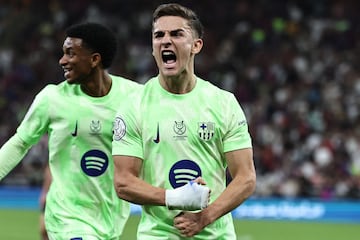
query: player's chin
66 78 76 84
160 68 179 77
64 71 78 83
65 75 80 84
181 232 195 238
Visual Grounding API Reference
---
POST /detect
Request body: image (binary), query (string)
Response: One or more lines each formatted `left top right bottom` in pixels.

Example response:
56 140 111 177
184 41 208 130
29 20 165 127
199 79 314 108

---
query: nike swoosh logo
71 121 78 137
153 123 160 143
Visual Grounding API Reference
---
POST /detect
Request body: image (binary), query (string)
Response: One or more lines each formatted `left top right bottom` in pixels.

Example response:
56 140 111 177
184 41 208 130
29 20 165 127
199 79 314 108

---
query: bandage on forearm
165 181 210 211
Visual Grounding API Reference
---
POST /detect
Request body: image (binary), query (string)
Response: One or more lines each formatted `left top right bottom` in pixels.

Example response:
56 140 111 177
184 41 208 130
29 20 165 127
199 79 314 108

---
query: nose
161 32 171 45
59 55 66 66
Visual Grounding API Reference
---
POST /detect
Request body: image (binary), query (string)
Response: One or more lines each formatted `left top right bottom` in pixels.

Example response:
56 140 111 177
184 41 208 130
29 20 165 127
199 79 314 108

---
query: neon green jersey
17 75 141 239
113 76 252 239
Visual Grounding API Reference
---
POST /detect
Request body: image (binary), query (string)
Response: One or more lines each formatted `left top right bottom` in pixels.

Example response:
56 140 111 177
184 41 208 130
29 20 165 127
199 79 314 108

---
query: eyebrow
62 45 73 51
153 29 185 35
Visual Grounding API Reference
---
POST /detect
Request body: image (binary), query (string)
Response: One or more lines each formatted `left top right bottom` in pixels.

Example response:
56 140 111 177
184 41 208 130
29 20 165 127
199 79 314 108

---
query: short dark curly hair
65 22 117 69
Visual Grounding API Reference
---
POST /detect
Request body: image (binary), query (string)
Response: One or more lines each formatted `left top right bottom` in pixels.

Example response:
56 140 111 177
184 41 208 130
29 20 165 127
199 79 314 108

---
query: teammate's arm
174 148 256 237
0 134 31 180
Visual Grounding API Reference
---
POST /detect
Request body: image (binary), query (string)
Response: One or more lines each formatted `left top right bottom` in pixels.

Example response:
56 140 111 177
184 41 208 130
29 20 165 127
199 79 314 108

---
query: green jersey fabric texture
17 75 140 238
112 76 252 239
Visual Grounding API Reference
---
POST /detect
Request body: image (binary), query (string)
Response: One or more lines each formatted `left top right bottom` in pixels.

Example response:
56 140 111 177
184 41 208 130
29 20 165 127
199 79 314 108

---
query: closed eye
170 29 184 37
153 29 185 39
153 31 164 38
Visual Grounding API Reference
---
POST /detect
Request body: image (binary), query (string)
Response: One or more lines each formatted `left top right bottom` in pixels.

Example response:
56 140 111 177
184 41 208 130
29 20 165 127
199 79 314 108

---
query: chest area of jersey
51 102 115 139
142 104 219 145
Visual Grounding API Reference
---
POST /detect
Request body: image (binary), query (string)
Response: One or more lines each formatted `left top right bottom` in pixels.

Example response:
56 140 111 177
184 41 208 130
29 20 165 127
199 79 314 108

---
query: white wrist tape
165 181 210 211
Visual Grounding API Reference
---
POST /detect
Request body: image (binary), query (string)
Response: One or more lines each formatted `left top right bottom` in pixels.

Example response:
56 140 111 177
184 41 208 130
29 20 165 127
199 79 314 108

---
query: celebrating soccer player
112 3 256 239
0 22 141 239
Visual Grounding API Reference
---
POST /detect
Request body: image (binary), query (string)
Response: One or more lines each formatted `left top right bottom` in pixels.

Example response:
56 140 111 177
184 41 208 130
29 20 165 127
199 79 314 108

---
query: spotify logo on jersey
169 160 202 188
80 150 109 177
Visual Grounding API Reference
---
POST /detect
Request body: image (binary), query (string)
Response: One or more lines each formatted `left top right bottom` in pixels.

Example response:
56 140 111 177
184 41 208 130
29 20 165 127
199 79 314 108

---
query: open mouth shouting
162 50 177 68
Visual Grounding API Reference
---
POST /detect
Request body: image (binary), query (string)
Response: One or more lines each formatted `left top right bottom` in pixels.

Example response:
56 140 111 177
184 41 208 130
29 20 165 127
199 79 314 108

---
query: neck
160 74 196 94
81 70 112 97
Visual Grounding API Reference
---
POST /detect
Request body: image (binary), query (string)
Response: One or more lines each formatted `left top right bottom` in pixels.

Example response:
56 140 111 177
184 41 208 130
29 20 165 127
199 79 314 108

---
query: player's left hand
174 211 206 237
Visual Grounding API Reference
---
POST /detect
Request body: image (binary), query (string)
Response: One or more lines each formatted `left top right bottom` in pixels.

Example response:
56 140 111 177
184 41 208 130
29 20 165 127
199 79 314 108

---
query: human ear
91 53 101 68
191 38 203 54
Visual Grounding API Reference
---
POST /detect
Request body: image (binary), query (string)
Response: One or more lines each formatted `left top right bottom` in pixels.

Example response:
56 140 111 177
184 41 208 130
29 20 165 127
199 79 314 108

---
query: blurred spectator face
152 16 202 78
59 37 95 84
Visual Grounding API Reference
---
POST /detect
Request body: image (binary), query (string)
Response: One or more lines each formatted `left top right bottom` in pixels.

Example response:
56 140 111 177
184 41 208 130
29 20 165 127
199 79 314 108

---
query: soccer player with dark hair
112 3 256 239
0 22 141 239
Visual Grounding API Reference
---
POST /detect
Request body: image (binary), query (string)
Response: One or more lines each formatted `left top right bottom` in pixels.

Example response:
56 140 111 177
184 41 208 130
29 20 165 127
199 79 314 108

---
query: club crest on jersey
90 120 101 134
198 122 215 141
113 116 126 141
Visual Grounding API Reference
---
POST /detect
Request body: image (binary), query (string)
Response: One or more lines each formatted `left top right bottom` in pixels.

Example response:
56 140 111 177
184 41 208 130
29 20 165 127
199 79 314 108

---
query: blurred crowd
1 0 360 200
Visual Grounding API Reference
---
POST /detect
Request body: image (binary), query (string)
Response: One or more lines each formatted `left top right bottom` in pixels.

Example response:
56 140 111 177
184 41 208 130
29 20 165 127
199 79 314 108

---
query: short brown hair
152 3 204 39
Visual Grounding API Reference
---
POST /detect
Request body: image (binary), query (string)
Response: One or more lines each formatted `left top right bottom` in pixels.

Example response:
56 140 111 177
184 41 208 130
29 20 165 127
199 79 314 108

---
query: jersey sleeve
223 93 252 152
17 85 51 145
0 134 31 180
112 90 143 159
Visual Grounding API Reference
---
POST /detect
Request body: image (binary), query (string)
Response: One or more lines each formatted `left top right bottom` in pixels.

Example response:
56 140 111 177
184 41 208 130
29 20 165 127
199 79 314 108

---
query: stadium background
0 0 360 239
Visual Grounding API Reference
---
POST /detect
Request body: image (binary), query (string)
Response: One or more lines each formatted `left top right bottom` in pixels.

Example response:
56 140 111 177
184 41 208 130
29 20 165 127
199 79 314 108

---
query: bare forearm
202 174 256 225
173 174 256 237
114 174 166 206
201 148 256 223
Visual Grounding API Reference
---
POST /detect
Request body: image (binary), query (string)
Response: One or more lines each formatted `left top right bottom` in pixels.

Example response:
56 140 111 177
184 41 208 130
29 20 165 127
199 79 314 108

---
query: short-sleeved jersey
17 75 141 239
112 76 252 239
